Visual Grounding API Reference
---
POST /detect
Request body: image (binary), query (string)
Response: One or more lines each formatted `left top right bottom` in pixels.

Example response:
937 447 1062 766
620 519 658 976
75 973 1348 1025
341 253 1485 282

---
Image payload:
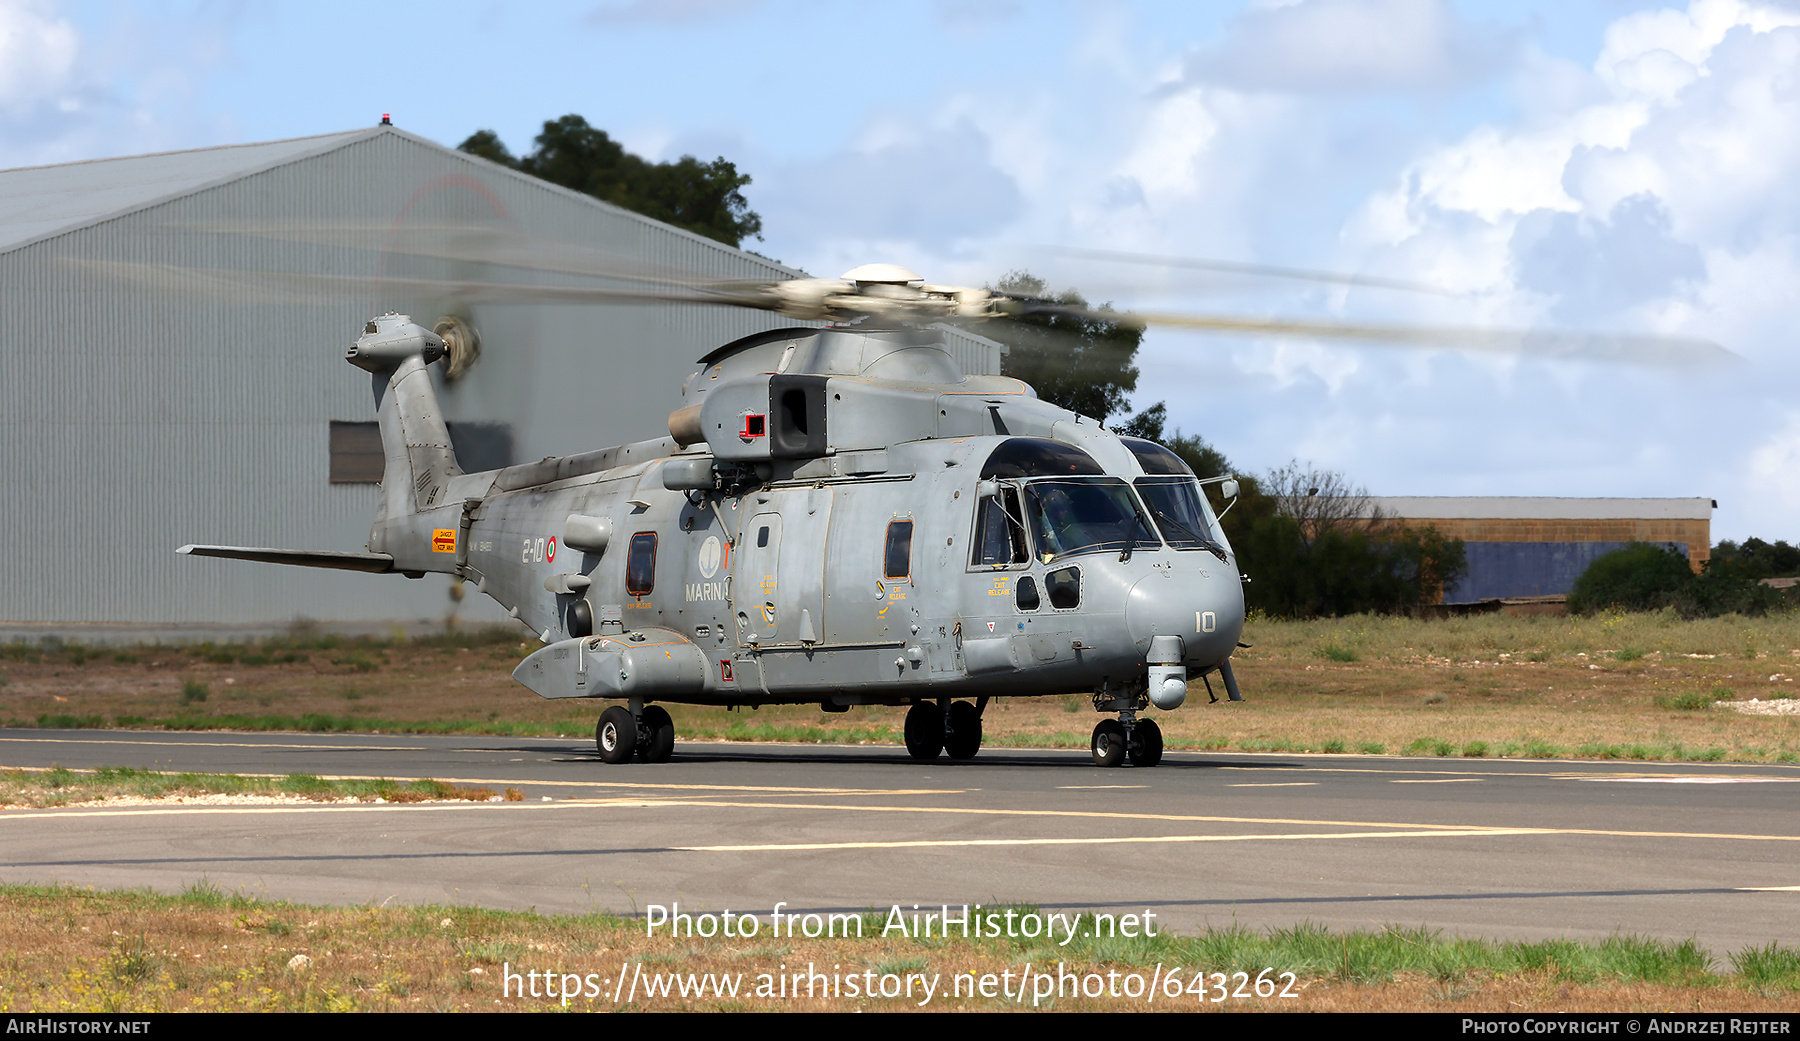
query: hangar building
1364 497 1716 604
0 125 1004 631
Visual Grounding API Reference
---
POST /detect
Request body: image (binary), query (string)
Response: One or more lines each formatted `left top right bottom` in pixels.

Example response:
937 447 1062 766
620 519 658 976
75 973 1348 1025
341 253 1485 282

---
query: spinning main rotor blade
1032 244 1458 297
183 220 795 292
71 250 1733 367
1001 300 1737 368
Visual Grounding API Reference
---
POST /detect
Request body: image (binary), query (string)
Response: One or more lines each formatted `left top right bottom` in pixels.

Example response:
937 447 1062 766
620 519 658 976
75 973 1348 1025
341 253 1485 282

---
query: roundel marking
546 537 557 563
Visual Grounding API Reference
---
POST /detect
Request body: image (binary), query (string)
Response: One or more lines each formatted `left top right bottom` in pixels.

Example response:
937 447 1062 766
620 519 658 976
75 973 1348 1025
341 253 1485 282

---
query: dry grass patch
2 886 1798 1013
0 766 522 809
4 613 1800 763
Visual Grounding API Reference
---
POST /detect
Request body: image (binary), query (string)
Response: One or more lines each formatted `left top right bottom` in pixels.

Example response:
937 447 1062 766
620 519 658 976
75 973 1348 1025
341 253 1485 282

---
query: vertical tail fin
345 314 462 526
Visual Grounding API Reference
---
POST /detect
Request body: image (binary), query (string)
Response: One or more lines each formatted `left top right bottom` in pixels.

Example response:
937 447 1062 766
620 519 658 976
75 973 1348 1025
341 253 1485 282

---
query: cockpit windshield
1134 477 1217 551
1022 478 1158 563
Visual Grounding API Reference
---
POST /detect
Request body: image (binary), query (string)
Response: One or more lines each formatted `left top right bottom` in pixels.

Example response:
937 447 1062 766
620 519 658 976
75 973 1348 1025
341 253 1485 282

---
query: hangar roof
1363 497 1715 520
0 129 379 255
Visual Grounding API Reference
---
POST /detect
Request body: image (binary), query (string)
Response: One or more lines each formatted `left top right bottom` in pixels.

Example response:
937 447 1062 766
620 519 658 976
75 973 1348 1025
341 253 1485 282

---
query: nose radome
1126 572 1243 664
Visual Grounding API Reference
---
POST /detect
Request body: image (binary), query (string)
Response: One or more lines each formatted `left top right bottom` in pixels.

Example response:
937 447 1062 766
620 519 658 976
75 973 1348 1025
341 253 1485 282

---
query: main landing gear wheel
904 702 942 760
596 705 637 764
945 701 982 761
639 705 675 763
1129 718 1163 768
1091 719 1126 768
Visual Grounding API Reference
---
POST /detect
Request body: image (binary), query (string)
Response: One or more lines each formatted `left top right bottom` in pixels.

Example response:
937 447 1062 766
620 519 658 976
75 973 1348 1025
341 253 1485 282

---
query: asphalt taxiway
3 728 1797 956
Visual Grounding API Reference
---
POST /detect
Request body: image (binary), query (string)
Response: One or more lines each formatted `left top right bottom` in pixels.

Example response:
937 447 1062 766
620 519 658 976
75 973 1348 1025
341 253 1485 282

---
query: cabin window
1120 436 1196 477
1016 575 1040 611
1046 567 1081 610
979 437 1105 480
970 487 1028 567
884 519 914 580
756 525 771 548
626 532 657 596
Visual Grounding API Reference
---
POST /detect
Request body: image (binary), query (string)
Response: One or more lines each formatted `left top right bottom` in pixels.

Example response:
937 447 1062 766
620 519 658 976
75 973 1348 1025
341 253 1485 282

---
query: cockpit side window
884 519 915 580
1135 477 1216 550
970 487 1028 568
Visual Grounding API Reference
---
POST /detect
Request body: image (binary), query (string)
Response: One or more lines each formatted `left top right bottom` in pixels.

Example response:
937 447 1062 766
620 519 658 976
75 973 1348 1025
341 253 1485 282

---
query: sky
4 0 1797 541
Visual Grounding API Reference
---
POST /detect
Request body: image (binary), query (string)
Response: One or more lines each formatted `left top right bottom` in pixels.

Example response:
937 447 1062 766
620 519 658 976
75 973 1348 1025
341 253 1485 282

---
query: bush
1567 544 1695 614
1570 542 1794 618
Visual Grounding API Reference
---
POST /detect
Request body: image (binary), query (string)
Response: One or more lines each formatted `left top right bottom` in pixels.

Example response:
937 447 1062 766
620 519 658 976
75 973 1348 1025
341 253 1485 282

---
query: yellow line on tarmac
1217 763 1800 782
507 780 963 796
557 798 1488 830
1391 779 1484 784
1227 782 1318 788
679 829 1548 852
561 798 1800 845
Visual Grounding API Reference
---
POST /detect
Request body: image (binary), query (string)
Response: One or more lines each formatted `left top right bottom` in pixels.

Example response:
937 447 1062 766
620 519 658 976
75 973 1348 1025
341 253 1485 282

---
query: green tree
458 115 762 247
987 272 1165 433
1567 543 1695 614
1152 432 1460 617
1709 538 1800 580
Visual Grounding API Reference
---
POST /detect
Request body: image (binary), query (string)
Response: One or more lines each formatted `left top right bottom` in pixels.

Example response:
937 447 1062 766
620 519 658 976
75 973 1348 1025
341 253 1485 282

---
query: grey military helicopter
179 261 1729 767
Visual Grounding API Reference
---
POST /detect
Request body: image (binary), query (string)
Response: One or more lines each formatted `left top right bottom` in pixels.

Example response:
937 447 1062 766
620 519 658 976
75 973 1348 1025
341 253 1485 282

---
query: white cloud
1184 0 1518 93
1350 1 1800 320
1114 89 1217 204
0 0 78 116
1748 413 1800 520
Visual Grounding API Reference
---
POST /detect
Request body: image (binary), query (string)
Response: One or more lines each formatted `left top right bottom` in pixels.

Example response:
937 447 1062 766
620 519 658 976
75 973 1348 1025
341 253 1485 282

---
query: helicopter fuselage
184 313 1249 766
414 433 1245 708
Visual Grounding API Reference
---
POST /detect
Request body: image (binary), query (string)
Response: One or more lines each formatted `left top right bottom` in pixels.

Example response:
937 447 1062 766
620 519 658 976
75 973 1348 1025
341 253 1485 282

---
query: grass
0 884 1795 1012
0 766 522 808
3 612 1800 764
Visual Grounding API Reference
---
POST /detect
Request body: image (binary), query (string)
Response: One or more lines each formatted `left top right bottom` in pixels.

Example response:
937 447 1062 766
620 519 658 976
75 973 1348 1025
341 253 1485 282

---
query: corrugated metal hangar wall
0 126 1005 628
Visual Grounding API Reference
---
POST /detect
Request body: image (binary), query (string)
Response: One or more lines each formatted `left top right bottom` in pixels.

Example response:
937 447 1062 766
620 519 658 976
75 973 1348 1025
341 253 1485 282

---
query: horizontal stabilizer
178 544 396 574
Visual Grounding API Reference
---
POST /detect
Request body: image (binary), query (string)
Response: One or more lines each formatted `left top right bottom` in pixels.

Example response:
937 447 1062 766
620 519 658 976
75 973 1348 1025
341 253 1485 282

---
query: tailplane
178 313 467 581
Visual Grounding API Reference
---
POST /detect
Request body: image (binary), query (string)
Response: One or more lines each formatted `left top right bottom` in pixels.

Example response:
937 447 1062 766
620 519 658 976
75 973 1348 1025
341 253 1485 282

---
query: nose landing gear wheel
596 705 638 764
904 702 943 760
1129 718 1163 767
1091 719 1126 767
639 705 675 763
945 701 982 760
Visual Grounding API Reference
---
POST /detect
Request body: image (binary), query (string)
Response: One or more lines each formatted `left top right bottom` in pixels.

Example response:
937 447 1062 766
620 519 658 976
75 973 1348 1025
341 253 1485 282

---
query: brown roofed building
1358 497 1715 604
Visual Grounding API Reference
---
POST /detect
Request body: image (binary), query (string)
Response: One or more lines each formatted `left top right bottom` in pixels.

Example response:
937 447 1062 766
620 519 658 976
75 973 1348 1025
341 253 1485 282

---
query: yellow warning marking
432 528 456 553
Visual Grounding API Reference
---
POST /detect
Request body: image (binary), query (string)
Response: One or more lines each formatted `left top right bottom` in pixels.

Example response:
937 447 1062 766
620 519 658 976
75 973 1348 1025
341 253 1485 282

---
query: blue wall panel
1444 541 1688 603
